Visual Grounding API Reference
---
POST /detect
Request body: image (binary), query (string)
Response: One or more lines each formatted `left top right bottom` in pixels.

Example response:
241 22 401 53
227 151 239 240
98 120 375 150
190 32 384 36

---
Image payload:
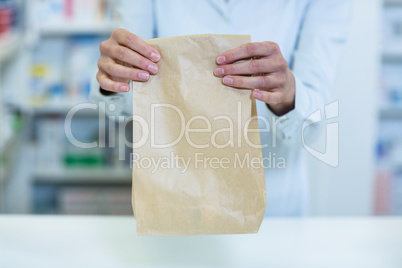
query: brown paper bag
132 34 266 236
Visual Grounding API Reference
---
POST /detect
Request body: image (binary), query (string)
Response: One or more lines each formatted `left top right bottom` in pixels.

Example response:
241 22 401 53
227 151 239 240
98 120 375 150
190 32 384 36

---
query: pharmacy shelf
0 137 17 182
28 105 99 116
5 100 99 116
0 32 23 63
0 129 25 189
379 108 402 119
0 134 20 213
383 53 402 63
33 167 132 185
39 22 117 36
384 0 402 5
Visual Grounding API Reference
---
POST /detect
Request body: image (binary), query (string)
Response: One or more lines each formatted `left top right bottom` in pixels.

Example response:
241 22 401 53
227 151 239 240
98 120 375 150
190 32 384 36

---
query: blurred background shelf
0 132 23 187
374 0 402 216
5 100 99 116
33 167 131 185
0 0 129 215
0 32 23 63
384 0 402 5
383 53 402 62
380 108 402 119
39 23 116 36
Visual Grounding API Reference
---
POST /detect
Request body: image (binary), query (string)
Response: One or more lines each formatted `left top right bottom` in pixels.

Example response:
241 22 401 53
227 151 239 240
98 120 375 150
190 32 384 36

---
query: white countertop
0 216 401 268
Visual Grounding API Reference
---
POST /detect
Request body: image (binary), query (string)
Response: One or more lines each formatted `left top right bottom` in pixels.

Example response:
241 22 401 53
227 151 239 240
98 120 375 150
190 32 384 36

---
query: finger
99 58 150 81
113 28 160 62
214 57 287 77
97 71 130 93
252 89 284 105
217 42 280 65
222 74 286 90
107 46 159 74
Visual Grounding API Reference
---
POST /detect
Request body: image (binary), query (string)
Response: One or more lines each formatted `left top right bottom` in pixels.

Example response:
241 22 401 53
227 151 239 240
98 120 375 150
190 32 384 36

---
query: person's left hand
214 42 295 116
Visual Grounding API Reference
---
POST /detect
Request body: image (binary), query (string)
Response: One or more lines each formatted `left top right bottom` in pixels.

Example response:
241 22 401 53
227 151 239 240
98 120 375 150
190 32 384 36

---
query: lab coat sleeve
89 0 155 117
264 0 352 147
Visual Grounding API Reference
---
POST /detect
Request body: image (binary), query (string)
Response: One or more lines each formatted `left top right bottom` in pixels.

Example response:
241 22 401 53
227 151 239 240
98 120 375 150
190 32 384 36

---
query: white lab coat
90 0 352 216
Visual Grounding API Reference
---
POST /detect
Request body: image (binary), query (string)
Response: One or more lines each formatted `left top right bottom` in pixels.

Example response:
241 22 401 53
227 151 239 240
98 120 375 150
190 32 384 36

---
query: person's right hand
97 28 161 93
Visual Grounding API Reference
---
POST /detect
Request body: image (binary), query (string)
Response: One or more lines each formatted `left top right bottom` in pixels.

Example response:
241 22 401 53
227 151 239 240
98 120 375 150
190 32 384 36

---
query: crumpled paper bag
132 34 266 236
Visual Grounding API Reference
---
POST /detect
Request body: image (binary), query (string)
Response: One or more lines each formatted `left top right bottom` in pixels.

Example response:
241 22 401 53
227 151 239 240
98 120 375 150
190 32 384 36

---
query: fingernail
253 90 262 99
215 68 224 75
217 56 226 64
138 72 149 80
150 52 160 61
223 77 233 85
148 64 158 74
120 85 129 92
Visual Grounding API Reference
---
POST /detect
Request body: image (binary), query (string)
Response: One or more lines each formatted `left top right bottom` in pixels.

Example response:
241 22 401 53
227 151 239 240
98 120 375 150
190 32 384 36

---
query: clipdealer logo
64 100 339 168
130 151 286 174
64 101 279 153
302 100 339 167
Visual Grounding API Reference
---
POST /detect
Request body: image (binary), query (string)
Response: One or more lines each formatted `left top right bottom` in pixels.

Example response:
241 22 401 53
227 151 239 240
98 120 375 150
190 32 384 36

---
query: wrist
267 68 295 116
